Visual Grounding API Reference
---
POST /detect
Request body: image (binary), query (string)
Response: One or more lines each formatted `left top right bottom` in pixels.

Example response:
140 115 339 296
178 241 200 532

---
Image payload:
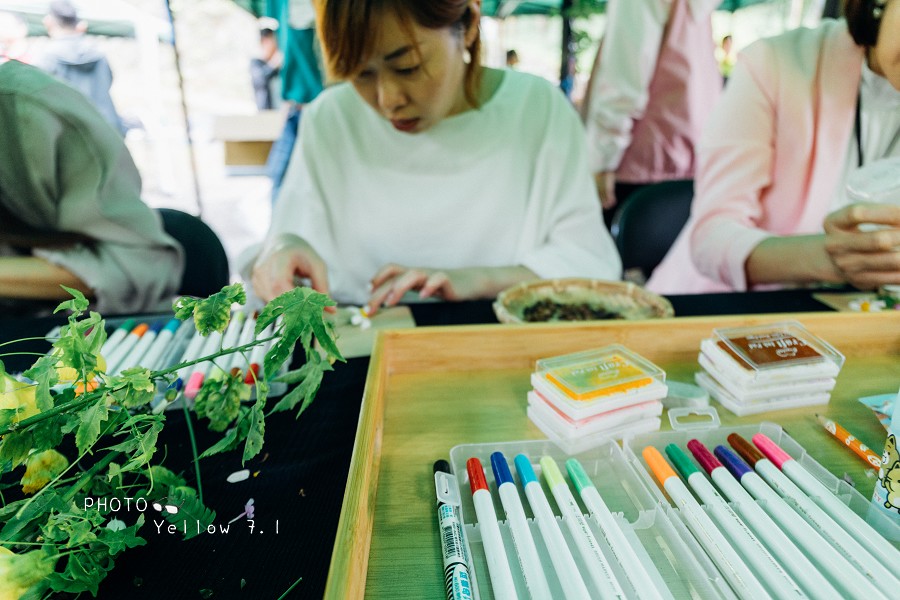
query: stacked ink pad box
694 321 845 416
527 345 667 453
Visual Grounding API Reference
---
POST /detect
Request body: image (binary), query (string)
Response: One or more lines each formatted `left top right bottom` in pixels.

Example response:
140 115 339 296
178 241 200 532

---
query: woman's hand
250 235 330 302
366 264 535 315
824 203 900 289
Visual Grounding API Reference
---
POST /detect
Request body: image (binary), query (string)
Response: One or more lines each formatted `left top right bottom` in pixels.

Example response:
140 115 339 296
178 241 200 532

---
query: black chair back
610 180 694 281
157 208 230 298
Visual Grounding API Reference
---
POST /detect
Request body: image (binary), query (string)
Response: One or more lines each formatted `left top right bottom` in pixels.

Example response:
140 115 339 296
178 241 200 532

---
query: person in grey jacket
36 0 125 136
0 58 182 314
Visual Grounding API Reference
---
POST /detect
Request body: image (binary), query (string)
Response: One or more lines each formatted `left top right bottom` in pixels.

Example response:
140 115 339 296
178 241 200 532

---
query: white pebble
227 469 251 483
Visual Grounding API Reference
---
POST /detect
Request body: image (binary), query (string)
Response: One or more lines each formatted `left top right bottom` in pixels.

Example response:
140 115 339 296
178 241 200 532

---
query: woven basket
492 278 674 323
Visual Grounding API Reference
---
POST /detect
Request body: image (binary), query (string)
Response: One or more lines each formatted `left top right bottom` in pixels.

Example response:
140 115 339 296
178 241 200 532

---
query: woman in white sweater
250 0 620 313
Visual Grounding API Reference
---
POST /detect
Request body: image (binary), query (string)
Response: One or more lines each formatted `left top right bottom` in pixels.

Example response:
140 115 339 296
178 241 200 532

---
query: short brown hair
845 0 887 46
316 0 482 106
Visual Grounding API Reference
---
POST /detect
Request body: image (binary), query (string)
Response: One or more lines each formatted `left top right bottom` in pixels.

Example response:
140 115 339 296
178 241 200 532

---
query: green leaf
21 449 69 494
194 373 246 432
47 546 109 595
173 296 199 320
256 288 343 384
146 465 186 491
108 368 155 408
98 514 146 554
75 399 109 455
163 488 216 541
43 510 98 548
119 420 163 473
23 353 59 413
0 549 55 598
0 408 18 430
0 430 34 469
53 286 88 315
174 283 247 336
0 489 67 541
199 408 251 459
269 354 332 418
29 414 66 453
242 405 265 463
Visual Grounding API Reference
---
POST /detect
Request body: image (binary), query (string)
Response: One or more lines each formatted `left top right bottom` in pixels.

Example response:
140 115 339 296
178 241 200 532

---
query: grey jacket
0 59 182 313
36 34 125 136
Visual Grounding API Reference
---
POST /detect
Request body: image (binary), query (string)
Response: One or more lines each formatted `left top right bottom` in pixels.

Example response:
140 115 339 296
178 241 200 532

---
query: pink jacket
648 20 863 294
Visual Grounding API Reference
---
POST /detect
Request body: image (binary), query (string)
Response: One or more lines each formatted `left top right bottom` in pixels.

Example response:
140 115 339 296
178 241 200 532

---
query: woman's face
350 11 471 134
871 0 900 90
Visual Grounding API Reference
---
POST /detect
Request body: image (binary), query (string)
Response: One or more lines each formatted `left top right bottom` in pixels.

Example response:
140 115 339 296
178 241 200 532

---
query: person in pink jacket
582 0 722 228
648 0 900 295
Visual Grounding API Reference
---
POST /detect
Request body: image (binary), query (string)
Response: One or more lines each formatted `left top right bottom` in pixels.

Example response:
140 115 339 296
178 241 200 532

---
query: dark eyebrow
384 45 414 61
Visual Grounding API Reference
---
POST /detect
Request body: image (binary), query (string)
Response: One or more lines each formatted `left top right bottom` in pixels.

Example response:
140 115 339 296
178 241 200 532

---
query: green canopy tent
228 0 786 88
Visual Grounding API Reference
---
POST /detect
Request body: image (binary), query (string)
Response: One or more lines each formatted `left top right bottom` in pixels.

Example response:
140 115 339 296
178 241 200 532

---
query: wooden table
326 311 900 598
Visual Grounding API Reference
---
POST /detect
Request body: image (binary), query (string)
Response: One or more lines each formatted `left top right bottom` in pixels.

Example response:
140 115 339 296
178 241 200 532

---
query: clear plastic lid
711 320 845 373
535 344 666 401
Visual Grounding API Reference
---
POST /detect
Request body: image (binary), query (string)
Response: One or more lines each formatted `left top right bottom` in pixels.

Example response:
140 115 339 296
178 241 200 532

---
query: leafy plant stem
13 419 121 524
0 336 61 348
151 335 280 380
0 394 99 436
277 576 303 600
61 450 120 503
181 399 204 505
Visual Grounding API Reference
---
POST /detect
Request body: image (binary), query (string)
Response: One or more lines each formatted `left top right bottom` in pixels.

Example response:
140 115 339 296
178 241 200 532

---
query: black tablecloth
0 290 833 599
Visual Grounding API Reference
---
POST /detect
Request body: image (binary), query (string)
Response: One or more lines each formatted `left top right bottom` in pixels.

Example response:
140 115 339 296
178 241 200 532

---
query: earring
874 0 885 19
463 48 471 64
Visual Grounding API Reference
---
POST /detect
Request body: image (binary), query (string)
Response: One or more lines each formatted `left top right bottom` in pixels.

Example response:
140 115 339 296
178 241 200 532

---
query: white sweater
269 68 621 304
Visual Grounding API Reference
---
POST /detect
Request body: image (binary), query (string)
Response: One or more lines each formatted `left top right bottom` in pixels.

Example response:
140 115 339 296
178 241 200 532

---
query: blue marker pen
490 452 551 599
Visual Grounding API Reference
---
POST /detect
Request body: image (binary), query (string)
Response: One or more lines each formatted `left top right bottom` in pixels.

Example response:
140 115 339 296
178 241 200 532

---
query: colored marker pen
466 458 517 599
565 458 664 600
642 446 771 600
489 452 551 600
715 443 883 600
139 318 182 372
539 456 626 599
104 322 148 375
687 440 838 600
514 454 590 600
666 444 805 599
172 325 207 386
244 322 275 384
433 460 475 600
225 311 257 373
753 433 900 570
205 312 247 385
100 318 135 359
729 433 895 595
113 320 165 375
184 329 223 400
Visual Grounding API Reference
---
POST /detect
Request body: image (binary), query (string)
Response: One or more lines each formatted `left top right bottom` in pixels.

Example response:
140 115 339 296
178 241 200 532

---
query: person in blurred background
648 0 900 294
716 34 736 81
0 58 182 314
250 20 283 110
0 11 29 63
582 0 722 228
264 0 325 204
249 0 621 313
36 0 125 136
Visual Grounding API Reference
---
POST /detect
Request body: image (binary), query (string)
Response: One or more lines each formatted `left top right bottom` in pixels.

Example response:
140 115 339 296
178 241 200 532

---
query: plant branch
181 400 204 505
